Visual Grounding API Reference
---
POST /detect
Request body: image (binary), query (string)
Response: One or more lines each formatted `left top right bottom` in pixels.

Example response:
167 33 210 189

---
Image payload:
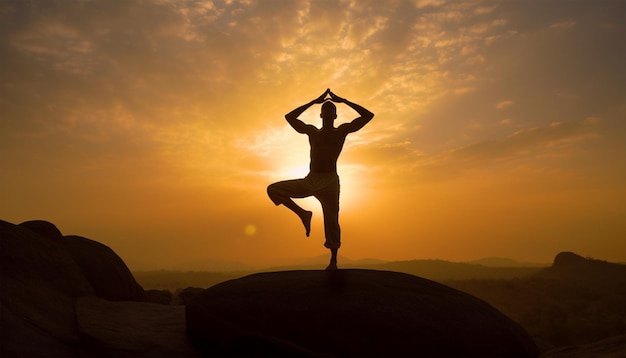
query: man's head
321 101 337 121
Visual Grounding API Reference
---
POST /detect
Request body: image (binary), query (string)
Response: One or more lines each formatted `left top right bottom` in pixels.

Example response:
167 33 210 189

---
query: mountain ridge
143 254 551 272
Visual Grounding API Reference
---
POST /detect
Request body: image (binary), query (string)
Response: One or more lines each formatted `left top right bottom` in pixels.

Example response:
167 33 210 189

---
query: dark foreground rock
77 296 201 357
63 234 146 301
146 289 174 305
1 220 94 356
0 219 151 357
186 269 541 357
177 287 205 305
539 334 626 358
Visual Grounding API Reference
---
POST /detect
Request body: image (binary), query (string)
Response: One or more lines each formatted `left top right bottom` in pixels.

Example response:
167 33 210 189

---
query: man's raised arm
330 91 374 133
285 89 330 133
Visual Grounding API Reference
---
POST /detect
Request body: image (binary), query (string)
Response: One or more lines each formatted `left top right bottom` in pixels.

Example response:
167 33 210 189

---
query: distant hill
537 251 626 289
358 259 543 281
168 258 257 272
263 254 387 272
135 257 544 290
262 256 545 281
447 252 626 349
468 257 548 267
157 255 387 272
149 255 548 275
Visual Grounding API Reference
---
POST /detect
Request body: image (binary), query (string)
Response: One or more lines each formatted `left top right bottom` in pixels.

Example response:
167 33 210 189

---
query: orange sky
1 0 625 270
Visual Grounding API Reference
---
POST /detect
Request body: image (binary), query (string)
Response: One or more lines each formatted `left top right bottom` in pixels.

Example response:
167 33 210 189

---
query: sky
1 0 625 270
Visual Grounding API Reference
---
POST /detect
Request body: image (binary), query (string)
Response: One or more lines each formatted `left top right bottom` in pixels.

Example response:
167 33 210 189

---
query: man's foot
325 261 338 270
300 210 312 237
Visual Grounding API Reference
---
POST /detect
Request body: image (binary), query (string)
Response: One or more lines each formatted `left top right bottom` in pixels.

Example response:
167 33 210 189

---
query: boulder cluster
2 219 542 357
0 219 199 357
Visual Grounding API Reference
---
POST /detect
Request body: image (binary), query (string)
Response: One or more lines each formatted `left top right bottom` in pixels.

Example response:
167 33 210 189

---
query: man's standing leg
317 186 341 270
267 179 313 236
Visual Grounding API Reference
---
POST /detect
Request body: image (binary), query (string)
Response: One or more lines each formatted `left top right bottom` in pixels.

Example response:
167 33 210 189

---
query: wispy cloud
496 100 514 109
550 20 576 29
415 118 601 180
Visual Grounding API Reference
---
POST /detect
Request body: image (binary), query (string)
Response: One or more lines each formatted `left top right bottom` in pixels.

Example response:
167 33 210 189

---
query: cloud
496 100 514 109
419 118 600 180
550 20 576 29
474 6 497 15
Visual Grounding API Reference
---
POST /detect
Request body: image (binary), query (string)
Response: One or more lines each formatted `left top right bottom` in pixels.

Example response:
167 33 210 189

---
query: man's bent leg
267 179 313 237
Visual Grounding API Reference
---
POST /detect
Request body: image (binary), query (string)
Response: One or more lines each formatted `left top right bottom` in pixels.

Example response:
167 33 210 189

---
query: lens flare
244 224 257 236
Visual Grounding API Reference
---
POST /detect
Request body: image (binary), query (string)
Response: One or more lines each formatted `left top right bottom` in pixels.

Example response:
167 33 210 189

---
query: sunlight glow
2 0 624 269
244 224 257 236
277 165 309 180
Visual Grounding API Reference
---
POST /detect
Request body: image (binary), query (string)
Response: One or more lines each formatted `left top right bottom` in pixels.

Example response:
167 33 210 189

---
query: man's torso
308 128 347 173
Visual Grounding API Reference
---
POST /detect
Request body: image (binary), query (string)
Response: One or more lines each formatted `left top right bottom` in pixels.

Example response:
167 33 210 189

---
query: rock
76 296 202 357
177 287 204 305
19 219 65 240
552 252 586 269
186 269 540 357
540 334 626 358
0 219 149 356
1 301 78 357
146 289 173 305
62 235 146 302
0 220 94 357
540 251 626 290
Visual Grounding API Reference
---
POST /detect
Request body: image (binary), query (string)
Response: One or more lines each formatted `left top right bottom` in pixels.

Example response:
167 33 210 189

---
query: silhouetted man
267 89 374 270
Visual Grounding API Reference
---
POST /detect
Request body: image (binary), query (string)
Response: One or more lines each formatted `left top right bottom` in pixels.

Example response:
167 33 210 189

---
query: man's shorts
268 172 340 206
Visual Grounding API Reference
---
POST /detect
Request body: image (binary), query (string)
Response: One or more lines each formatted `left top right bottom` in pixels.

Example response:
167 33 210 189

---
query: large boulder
0 219 148 356
540 334 626 358
186 269 540 357
146 289 174 305
62 235 146 302
1 220 94 356
76 296 202 357
19 219 65 240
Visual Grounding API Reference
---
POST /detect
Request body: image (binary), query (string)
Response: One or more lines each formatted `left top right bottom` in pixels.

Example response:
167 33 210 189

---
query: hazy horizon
2 1 625 270
128 252 554 272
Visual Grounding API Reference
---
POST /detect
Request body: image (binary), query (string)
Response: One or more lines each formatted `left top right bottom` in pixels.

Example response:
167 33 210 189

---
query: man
267 89 374 270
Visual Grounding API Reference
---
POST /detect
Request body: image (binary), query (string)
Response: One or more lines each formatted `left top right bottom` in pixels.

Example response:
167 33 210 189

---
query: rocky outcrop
19 219 65 240
0 219 149 356
552 252 586 268
176 287 204 305
539 251 626 290
540 334 626 358
186 269 541 357
146 289 174 305
63 235 146 301
1 220 94 356
76 296 201 357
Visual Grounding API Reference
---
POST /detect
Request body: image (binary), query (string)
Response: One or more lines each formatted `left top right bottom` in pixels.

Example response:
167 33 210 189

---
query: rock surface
0 219 149 357
1 220 94 356
63 234 146 302
76 296 201 357
540 334 626 358
186 269 541 357
145 289 174 305
177 287 205 305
